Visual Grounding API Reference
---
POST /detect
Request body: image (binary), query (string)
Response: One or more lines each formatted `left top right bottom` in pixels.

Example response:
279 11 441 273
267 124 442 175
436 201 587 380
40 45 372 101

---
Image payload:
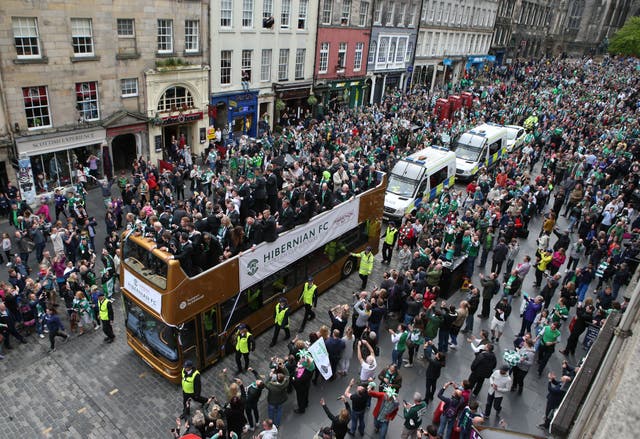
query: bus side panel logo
247 259 259 276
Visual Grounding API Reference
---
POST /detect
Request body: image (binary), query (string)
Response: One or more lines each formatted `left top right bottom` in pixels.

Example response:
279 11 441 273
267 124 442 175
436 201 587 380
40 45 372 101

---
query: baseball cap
184 359 194 368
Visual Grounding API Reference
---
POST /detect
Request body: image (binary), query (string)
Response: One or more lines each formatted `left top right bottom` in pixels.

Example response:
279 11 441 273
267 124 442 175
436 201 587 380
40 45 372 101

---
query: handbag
568 316 577 332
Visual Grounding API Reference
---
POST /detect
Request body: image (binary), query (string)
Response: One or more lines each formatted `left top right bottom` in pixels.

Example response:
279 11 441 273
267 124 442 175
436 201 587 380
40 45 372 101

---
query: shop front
144 65 210 164
273 82 312 126
321 79 365 112
209 90 259 143
465 55 496 76
371 71 404 104
15 126 107 203
151 110 204 160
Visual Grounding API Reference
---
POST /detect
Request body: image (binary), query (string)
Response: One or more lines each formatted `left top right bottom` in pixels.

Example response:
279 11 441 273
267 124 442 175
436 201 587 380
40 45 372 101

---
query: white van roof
467 123 507 139
403 146 456 169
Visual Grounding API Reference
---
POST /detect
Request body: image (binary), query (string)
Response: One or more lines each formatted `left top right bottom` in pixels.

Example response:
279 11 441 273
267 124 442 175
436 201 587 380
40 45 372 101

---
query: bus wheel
341 258 355 278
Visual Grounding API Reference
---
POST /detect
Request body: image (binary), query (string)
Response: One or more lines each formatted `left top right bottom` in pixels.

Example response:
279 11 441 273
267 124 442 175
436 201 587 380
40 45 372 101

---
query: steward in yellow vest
381 222 399 265
269 297 290 347
234 323 255 373
351 246 375 290
298 276 318 332
97 292 115 343
181 359 207 418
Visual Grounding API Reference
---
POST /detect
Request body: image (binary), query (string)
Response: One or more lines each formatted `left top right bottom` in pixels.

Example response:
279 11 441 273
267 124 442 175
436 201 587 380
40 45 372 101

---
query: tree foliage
608 16 640 57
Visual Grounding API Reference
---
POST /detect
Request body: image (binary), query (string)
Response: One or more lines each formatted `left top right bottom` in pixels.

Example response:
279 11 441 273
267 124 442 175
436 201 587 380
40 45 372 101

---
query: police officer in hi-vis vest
298 276 318 332
234 323 255 374
97 292 115 343
381 222 399 264
269 297 290 347
351 246 375 290
181 359 207 418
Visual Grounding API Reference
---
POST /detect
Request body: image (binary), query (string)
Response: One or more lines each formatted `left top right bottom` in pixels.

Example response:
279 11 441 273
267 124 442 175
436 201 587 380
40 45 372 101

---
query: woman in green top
72 290 95 335
550 297 569 323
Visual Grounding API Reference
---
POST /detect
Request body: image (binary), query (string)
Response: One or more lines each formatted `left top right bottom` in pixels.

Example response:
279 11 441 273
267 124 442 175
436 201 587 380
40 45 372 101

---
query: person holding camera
264 361 289 427
437 381 463 439
401 392 427 439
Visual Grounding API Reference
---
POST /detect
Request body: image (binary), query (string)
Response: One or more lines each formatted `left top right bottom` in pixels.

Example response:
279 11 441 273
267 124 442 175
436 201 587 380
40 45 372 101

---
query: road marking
77 407 87 414
109 388 119 395
42 427 52 435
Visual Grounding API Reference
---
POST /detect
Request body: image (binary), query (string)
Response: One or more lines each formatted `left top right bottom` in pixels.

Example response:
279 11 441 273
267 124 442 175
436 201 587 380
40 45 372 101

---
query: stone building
313 0 372 112
491 0 637 59
0 0 209 203
549 0 637 55
209 0 318 137
489 0 552 61
366 0 421 103
413 0 498 92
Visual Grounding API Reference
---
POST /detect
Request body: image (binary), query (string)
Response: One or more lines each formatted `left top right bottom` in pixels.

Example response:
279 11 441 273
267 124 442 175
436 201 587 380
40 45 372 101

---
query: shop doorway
112 134 137 172
163 125 190 160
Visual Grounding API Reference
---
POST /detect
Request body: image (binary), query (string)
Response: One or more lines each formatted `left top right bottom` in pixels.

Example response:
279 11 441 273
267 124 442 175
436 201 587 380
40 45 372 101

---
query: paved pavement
0 180 599 439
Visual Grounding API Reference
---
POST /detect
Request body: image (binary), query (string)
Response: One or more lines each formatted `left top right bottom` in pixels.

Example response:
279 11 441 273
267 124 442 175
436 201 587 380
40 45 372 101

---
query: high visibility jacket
384 226 398 245
275 303 288 327
98 299 110 321
356 251 374 276
537 253 552 271
236 331 252 354
301 282 317 305
182 369 199 393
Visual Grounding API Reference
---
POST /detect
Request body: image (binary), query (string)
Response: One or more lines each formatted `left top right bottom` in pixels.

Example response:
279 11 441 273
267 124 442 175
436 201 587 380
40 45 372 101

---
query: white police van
384 146 456 221
454 123 508 181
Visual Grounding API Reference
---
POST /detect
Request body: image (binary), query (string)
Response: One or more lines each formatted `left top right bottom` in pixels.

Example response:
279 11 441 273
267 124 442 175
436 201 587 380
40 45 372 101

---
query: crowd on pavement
1 55 639 439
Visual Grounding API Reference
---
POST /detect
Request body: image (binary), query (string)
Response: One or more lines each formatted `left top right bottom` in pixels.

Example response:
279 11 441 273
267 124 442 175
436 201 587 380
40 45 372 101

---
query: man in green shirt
390 324 409 368
536 321 561 376
466 233 480 278
401 392 427 439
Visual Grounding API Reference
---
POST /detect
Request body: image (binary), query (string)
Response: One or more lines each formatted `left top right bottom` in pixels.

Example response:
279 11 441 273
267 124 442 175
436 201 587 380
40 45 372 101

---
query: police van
453 123 508 181
384 146 456 221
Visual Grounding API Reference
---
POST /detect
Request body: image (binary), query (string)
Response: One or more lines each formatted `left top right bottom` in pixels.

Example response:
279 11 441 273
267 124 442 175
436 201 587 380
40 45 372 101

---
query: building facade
366 0 420 103
314 0 372 112
209 0 318 137
549 0 635 55
0 0 210 203
413 0 498 92
508 0 552 58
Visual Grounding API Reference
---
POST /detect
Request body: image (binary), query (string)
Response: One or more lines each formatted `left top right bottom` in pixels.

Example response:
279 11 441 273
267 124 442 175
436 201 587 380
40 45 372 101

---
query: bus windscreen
122 236 168 289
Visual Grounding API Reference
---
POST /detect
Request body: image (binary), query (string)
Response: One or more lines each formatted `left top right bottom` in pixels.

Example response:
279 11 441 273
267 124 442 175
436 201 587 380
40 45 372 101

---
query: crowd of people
1 55 639 438
166 56 638 438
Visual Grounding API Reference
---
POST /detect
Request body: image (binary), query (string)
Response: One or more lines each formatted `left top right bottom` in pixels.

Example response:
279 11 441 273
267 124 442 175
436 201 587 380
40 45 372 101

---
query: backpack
444 398 460 418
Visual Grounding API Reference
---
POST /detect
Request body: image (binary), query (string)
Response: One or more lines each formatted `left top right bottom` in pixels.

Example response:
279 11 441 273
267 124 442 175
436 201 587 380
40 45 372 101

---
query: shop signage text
16 127 106 155
159 111 203 126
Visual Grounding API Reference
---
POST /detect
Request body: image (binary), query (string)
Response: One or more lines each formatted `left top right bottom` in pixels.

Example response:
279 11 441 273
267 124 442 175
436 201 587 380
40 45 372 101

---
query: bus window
202 307 219 359
262 266 297 302
124 297 178 362
308 246 332 274
221 290 252 331
179 319 198 367
123 237 167 289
